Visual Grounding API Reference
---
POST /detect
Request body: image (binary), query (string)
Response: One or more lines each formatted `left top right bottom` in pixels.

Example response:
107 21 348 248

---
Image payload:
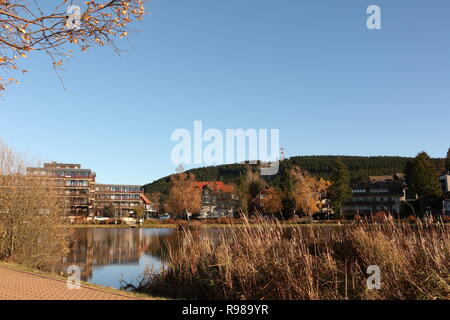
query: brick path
0 265 141 300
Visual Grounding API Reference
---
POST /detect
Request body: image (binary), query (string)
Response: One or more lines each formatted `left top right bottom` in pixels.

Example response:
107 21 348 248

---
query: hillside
142 155 445 195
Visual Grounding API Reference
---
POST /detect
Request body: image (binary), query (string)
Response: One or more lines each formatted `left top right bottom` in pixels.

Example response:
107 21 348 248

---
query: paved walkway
0 265 140 300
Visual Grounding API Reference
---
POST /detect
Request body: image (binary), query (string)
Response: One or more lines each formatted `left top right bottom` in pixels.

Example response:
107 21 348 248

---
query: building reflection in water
63 228 179 288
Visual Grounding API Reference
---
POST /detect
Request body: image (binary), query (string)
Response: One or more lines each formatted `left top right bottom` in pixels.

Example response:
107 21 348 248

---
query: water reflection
64 228 178 289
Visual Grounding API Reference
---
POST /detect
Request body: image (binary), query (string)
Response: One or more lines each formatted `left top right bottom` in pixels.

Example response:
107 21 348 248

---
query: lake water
64 228 179 289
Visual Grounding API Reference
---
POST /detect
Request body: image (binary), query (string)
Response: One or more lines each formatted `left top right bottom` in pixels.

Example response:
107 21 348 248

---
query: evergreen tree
445 148 450 173
328 158 352 215
103 204 116 218
244 168 266 215
237 173 248 215
406 152 442 199
143 155 445 196
279 166 296 219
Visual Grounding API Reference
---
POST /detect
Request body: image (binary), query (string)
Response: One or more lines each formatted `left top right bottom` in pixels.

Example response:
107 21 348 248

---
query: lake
64 228 180 289
62 225 341 290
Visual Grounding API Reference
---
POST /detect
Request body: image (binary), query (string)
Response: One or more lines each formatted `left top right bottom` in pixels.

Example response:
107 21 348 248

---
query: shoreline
68 223 178 229
68 220 450 229
68 221 352 229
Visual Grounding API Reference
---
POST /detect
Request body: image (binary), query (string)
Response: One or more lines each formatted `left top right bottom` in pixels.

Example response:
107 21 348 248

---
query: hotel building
26 162 96 216
342 175 406 216
26 162 152 217
94 184 151 217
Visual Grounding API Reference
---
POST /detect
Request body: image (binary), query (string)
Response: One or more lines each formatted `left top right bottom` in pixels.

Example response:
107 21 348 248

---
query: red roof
140 193 152 204
192 181 235 193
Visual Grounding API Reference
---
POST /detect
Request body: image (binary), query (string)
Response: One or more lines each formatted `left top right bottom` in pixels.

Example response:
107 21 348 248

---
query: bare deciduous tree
0 139 70 270
0 0 145 90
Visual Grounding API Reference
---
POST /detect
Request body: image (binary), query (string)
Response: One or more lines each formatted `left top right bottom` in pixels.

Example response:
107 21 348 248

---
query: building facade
26 162 96 216
439 174 450 194
193 181 239 218
27 162 153 218
94 184 150 217
342 176 406 216
443 199 450 214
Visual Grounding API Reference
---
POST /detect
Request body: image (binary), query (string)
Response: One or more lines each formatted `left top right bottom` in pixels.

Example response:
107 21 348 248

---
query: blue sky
1 0 449 185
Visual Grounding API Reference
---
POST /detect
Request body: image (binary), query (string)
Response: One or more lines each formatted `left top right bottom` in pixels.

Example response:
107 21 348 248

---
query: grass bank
136 218 450 300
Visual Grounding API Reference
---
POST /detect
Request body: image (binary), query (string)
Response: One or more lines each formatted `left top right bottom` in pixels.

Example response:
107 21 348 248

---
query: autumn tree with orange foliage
166 172 201 218
0 0 145 90
290 166 331 216
260 187 282 215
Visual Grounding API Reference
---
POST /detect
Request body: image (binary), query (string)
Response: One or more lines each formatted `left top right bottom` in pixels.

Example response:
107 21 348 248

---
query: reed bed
138 217 449 300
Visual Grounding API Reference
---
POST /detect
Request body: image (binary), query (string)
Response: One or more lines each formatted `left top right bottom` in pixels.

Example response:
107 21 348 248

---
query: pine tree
279 166 296 219
328 158 352 215
406 152 442 199
237 173 248 215
103 204 116 218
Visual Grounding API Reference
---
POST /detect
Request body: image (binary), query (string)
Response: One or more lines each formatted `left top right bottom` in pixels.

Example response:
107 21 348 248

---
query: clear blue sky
1 0 449 185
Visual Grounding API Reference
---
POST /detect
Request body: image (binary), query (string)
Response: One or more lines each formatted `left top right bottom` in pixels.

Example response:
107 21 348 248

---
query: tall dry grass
140 217 449 300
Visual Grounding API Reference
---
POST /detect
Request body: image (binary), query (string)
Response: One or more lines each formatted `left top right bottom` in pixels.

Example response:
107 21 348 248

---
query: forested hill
142 155 445 195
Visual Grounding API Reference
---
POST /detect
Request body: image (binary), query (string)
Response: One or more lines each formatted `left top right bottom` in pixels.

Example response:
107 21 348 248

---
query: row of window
352 188 390 194
352 196 396 202
96 186 141 193
58 180 90 187
99 202 140 207
30 170 92 177
346 206 398 212
64 199 89 205
96 194 141 200
64 190 89 196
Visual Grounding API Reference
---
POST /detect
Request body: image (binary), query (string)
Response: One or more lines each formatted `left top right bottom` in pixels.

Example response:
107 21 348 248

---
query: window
369 189 389 193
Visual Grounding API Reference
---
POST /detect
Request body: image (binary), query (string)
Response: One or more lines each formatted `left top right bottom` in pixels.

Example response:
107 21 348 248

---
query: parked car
159 213 171 221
